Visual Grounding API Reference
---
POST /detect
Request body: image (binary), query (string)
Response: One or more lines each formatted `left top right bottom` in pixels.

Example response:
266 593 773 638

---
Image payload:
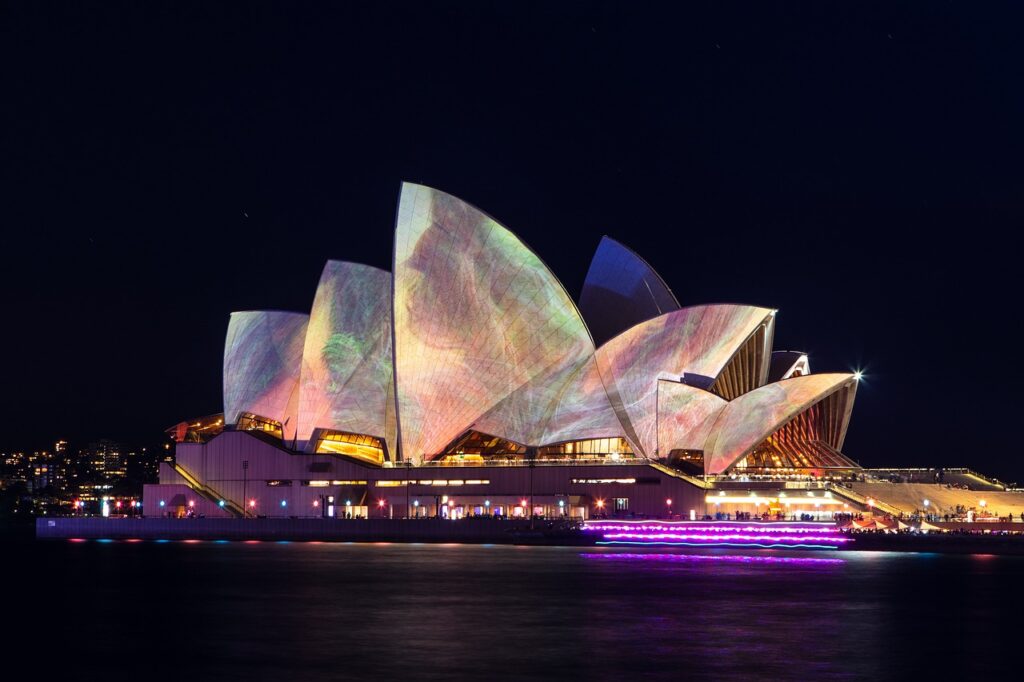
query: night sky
4 3 1023 479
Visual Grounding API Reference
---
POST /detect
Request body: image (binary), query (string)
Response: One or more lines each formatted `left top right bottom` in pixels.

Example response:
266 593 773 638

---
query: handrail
173 462 245 517
865 466 1011 489
385 457 650 468
646 461 709 489
826 483 903 516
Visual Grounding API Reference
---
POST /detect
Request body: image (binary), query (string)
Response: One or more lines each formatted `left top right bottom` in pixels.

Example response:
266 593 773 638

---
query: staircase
173 462 246 517
648 460 709 489
826 482 902 516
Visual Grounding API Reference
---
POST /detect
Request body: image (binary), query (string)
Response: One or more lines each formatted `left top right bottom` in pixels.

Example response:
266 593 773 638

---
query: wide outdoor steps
848 481 1024 517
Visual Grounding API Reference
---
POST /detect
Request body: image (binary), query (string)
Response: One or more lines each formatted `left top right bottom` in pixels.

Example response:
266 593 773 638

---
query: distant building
82 440 127 481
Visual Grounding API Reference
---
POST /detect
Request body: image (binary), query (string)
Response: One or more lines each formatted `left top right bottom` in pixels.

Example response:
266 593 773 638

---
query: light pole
242 460 249 518
528 449 536 529
405 461 411 519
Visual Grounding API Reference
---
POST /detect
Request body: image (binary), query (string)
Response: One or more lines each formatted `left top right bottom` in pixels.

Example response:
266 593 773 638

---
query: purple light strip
601 532 849 543
581 552 845 566
584 524 841 534
586 520 833 526
596 541 842 550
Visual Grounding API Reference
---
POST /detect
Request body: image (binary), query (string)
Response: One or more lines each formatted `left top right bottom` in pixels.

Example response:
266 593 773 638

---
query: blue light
218 500 225 507
280 500 287 507
558 500 565 507
484 500 490 507
159 501 165 507
413 500 419 507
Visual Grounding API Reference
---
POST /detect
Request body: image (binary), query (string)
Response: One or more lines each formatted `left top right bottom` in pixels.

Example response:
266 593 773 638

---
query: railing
646 461 708 488
173 462 245 517
384 457 649 468
865 467 1013 490
825 482 903 516
383 457 709 487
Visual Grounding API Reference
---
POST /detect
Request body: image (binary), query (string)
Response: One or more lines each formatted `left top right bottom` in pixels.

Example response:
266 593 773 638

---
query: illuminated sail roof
297 261 395 453
223 310 308 441
213 182 858 472
702 373 858 475
393 183 595 463
595 305 776 457
656 380 727 456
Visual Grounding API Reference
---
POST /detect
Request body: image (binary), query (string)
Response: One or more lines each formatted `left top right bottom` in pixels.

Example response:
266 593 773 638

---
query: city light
280 500 287 507
249 499 256 508
596 499 605 509
377 499 386 508
188 500 195 508
520 499 528 507
159 501 165 507
666 498 672 506
923 499 930 508
218 500 225 507
312 500 320 507
484 500 490 507
413 500 420 507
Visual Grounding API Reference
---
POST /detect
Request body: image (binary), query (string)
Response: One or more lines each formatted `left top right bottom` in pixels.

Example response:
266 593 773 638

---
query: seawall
35 517 586 544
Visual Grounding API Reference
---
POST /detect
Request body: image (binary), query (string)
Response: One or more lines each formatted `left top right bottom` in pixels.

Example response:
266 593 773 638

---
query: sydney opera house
143 183 866 522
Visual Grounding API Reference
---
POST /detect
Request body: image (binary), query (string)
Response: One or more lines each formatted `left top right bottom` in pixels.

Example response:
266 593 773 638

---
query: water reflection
581 551 845 566
4 540 1023 680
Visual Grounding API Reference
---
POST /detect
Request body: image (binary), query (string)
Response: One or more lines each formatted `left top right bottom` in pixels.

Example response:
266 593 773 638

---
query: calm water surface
5 539 1022 680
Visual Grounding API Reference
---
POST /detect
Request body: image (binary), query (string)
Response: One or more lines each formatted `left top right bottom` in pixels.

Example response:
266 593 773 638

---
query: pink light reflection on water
581 552 845 566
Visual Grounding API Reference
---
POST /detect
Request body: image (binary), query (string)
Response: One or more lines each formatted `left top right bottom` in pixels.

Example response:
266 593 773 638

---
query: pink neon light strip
600 532 850 543
585 524 840 534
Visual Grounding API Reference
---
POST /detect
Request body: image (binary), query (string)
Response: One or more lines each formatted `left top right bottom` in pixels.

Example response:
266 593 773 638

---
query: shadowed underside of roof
578 236 680 347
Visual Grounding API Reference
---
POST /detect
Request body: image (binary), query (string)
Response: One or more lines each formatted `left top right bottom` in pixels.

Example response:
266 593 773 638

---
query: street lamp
242 459 249 518
405 461 412 519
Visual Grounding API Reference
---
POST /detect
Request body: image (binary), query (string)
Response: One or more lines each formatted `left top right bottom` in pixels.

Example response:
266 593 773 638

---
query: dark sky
3 2 1023 479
